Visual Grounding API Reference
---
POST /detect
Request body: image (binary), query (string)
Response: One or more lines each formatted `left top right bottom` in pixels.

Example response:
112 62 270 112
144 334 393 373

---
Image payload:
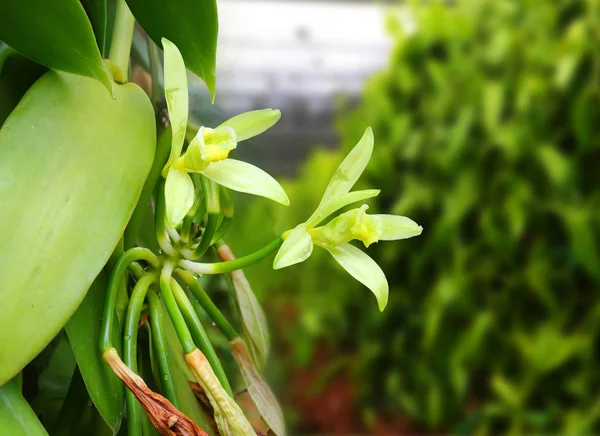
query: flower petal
218 109 281 142
305 189 380 228
273 224 313 270
161 38 189 176
316 127 374 211
326 243 389 311
376 215 423 240
165 168 195 228
200 159 289 206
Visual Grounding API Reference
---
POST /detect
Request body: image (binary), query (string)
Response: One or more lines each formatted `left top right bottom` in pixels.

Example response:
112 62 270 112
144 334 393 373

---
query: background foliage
228 0 600 433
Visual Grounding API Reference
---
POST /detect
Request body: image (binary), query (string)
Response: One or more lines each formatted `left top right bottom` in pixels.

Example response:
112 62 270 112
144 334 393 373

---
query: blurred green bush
228 0 600 433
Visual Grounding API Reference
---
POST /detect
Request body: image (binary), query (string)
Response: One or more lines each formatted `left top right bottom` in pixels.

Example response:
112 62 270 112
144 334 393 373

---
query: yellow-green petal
164 168 194 228
218 109 281 142
316 127 374 211
161 38 188 177
326 243 389 311
273 224 313 270
200 159 289 206
376 215 423 240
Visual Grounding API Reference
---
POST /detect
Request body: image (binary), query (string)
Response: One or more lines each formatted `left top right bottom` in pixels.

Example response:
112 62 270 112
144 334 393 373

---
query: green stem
159 263 195 353
108 0 135 81
101 248 160 352
125 126 172 249
146 290 181 408
170 278 233 397
52 366 88 436
123 274 155 436
180 236 284 274
176 269 239 341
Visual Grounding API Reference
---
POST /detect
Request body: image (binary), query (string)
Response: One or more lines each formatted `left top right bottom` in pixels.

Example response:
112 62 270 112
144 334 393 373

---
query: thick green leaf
65 273 124 433
0 380 48 435
0 0 112 90
0 71 155 384
126 0 218 97
81 0 108 55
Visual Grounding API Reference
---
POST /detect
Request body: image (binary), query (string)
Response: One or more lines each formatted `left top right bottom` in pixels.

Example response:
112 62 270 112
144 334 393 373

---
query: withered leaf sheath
104 348 208 436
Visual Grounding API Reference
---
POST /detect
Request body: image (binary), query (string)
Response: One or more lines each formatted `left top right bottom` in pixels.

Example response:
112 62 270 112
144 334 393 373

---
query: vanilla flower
273 128 422 311
161 38 289 228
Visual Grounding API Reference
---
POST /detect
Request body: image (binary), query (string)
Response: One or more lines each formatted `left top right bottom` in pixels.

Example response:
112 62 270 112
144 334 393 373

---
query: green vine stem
123 274 155 436
159 263 195 353
176 269 239 341
179 236 284 274
100 248 160 352
170 278 233 397
108 0 135 81
146 290 182 408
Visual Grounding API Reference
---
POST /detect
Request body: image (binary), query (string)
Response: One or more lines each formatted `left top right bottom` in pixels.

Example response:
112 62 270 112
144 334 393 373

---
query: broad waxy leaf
218 109 281 142
201 159 290 206
0 71 155 384
0 380 48 435
81 0 108 55
273 224 313 270
0 0 112 91
327 243 389 311
126 0 218 97
65 273 124 433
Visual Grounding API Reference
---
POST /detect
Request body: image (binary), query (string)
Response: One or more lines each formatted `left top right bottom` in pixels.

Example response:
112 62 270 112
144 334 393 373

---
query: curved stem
170 278 233 397
176 269 239 341
123 274 155 436
159 263 195 353
125 126 172 249
180 236 284 274
146 290 181 408
108 0 135 81
101 248 160 352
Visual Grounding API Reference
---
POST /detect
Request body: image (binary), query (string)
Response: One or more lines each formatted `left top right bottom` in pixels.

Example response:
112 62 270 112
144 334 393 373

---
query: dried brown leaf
103 348 208 436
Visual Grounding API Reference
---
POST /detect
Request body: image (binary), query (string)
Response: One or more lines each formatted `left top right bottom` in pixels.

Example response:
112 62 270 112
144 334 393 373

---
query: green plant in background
229 0 600 433
0 1 422 433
